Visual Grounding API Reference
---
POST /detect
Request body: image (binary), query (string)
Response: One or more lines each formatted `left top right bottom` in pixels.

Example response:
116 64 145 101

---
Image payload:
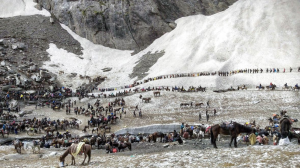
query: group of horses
180 102 204 108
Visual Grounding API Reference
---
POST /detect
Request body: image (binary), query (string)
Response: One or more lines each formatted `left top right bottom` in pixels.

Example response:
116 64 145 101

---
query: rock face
37 0 237 51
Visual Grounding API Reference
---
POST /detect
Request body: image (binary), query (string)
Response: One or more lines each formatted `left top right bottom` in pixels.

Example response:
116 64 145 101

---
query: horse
180 102 192 108
183 127 193 139
118 142 132 152
280 118 291 139
282 86 292 90
148 132 164 142
82 125 89 132
44 127 55 134
24 140 40 153
96 136 106 149
89 136 97 148
256 86 265 90
51 138 64 148
210 122 256 148
1 129 9 138
13 140 24 154
153 91 160 97
193 126 205 141
266 84 276 90
142 98 151 103
59 143 91 166
194 103 203 108
92 128 98 134
104 126 111 133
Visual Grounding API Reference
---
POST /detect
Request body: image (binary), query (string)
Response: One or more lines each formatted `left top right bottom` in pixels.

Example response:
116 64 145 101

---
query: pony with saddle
24 140 41 153
210 122 256 148
13 140 24 154
193 125 206 141
59 142 91 166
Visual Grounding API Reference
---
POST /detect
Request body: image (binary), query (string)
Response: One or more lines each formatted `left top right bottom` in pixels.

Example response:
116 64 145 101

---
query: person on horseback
284 83 287 87
296 83 299 89
259 83 262 89
270 82 273 88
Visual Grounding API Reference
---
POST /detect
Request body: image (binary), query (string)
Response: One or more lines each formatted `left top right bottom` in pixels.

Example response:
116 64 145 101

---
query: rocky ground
0 15 82 68
1 89 300 167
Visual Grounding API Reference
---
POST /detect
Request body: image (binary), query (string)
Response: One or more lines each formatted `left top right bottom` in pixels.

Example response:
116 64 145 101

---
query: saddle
220 122 233 130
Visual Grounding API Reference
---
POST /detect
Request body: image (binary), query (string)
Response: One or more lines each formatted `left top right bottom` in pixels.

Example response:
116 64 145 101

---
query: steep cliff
37 0 237 51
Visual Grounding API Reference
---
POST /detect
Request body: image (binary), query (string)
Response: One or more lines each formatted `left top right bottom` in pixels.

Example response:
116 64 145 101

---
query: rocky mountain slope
37 0 237 51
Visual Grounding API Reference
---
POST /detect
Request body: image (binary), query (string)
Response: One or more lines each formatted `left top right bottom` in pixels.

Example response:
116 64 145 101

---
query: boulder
17 43 26 50
35 4 43 10
12 44 18 50
169 23 177 29
0 39 4 45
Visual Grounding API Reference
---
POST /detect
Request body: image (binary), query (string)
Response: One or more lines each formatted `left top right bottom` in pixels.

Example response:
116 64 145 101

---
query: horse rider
270 82 273 88
284 83 288 87
259 83 262 89
296 83 299 89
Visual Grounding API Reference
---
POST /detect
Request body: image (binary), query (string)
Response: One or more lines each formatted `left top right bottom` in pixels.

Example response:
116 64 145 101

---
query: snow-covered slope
43 24 136 89
138 0 300 76
0 0 50 17
1 0 299 90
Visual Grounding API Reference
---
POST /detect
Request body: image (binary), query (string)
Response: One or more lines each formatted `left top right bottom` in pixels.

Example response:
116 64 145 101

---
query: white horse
193 128 204 141
24 140 40 153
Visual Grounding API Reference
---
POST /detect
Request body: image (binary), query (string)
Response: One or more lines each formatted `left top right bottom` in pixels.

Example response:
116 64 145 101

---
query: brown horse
180 102 193 108
210 122 256 148
195 103 203 108
13 140 23 154
280 118 291 139
82 125 89 132
44 127 55 134
148 132 165 142
118 142 132 152
153 91 160 97
51 138 64 148
142 98 151 103
59 143 91 166
104 126 111 133
1 129 9 138
266 84 276 90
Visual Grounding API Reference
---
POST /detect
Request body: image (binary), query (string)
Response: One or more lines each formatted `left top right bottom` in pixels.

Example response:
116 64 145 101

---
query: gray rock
49 152 57 156
17 43 26 49
35 4 43 10
37 0 238 51
0 39 4 45
169 23 177 29
12 44 18 50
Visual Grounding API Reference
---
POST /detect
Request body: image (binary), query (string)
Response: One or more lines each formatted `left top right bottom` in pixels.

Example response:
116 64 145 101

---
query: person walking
199 112 201 121
206 114 209 122
139 109 142 118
